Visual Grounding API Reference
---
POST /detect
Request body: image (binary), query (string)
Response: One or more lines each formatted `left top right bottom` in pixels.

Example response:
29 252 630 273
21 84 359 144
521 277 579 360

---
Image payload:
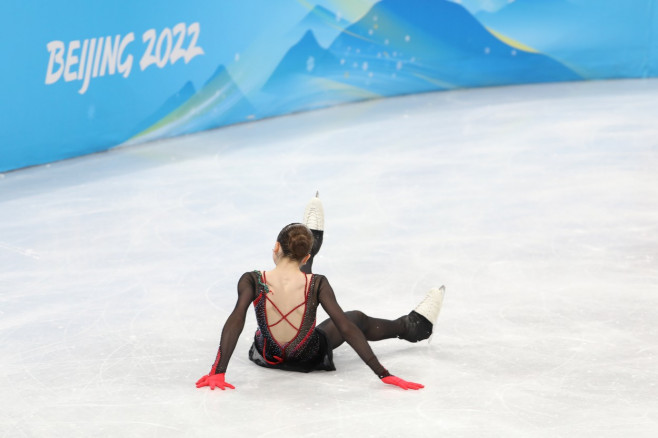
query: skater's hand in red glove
381 375 424 390
196 373 235 390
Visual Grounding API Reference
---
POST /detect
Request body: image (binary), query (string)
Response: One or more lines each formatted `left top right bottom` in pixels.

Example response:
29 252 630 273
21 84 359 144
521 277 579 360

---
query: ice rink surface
1 79 658 437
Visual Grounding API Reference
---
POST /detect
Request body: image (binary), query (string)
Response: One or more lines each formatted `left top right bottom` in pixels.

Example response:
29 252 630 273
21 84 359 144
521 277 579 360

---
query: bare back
262 270 310 344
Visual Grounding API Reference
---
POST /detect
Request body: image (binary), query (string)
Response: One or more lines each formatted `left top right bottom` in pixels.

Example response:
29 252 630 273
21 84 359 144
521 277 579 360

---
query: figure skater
196 193 445 391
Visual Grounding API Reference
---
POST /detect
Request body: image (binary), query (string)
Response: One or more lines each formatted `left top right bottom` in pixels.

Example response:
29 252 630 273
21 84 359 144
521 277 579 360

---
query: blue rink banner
1 0 657 172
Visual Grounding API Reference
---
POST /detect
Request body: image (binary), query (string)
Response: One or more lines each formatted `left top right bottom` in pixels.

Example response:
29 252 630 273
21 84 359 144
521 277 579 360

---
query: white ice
1 79 657 437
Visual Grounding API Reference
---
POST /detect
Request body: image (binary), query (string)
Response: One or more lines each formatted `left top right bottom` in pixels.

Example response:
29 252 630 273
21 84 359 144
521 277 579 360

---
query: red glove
196 373 235 390
381 375 424 390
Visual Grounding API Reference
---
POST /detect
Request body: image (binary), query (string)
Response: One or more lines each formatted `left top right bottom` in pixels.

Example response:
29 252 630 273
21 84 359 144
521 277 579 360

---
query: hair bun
277 223 313 262
290 235 309 259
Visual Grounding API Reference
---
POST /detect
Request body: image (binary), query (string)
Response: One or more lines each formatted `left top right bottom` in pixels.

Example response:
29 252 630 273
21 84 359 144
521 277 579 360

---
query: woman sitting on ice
196 194 445 391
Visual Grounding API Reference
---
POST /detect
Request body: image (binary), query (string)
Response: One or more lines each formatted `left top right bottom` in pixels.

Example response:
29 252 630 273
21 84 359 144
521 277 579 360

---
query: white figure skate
302 191 324 231
401 286 446 343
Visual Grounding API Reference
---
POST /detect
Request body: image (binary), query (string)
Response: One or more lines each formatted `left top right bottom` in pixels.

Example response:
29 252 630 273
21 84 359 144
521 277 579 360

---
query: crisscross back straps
262 271 309 331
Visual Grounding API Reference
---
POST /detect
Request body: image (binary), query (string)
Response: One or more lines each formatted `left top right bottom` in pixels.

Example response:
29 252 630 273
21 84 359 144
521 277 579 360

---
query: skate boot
302 191 324 256
301 192 324 274
399 286 446 343
303 191 324 232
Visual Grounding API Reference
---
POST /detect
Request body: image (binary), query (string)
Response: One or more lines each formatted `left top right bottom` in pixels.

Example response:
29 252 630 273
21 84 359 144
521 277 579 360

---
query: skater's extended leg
317 286 446 349
317 311 407 349
301 229 322 274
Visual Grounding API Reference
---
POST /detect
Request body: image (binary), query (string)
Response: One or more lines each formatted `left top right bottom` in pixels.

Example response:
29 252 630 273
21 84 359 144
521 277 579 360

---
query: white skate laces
414 285 445 327
302 191 324 231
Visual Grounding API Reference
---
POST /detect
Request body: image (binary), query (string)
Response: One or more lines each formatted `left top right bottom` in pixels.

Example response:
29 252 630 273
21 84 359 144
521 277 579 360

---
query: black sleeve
317 276 389 378
209 272 256 375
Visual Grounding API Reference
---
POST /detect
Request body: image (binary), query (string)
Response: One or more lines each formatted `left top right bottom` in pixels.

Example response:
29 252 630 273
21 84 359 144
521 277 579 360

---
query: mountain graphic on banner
131 65 255 143
474 0 654 77
130 0 583 146
260 29 379 116
291 5 352 48
261 0 581 114
130 81 197 139
265 30 340 88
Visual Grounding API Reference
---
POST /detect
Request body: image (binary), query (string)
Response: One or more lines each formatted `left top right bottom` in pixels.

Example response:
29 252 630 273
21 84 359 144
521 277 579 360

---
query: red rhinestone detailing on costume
211 349 221 374
262 339 284 365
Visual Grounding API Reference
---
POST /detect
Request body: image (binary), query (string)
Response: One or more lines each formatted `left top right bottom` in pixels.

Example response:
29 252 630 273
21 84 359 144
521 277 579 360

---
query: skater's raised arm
195 272 256 390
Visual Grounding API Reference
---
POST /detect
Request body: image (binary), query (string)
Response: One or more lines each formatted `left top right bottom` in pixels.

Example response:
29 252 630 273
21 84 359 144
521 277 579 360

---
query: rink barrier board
1 0 656 172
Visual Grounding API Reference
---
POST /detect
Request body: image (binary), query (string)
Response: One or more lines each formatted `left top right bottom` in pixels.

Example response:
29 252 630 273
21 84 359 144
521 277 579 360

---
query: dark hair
276 223 313 262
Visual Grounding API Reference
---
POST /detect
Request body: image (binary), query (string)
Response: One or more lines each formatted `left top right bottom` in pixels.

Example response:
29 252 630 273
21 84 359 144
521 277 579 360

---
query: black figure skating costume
248 270 335 372
209 270 391 377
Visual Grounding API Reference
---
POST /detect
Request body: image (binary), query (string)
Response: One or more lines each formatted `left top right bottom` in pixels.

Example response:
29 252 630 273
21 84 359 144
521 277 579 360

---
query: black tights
302 229 407 350
317 311 407 350
300 229 323 275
